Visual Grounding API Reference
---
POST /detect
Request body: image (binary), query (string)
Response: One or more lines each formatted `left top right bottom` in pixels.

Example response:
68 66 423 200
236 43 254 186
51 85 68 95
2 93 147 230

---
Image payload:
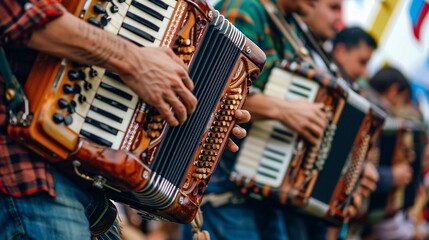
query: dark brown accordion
7 0 265 223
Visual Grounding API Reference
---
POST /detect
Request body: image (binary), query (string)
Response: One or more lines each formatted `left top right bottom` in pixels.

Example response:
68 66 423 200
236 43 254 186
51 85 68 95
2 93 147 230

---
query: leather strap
0 48 27 111
259 0 315 66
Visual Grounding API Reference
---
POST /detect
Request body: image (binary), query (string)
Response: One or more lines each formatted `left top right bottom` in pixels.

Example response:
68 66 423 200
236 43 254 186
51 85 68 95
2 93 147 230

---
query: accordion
231 59 385 225
7 0 265 223
367 116 426 222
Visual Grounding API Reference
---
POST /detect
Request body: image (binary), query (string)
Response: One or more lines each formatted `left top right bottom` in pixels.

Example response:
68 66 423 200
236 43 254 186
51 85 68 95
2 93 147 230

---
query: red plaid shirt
0 0 64 197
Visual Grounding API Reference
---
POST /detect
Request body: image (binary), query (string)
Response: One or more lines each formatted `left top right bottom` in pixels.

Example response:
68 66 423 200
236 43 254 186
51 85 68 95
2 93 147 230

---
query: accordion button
78 95 87 104
94 4 106 14
64 115 73 126
87 17 101 28
63 84 74 94
110 5 119 14
53 114 64 124
68 70 80 80
58 99 69 109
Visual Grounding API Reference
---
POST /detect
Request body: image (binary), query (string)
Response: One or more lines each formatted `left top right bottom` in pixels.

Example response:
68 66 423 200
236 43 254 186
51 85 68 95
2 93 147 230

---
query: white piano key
67 113 85 134
74 97 92 118
104 20 120 34
235 164 257 178
81 123 125 149
107 11 126 29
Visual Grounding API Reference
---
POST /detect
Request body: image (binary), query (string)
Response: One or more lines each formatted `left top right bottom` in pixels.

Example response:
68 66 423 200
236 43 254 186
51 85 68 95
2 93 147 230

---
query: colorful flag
369 0 401 44
409 0 429 40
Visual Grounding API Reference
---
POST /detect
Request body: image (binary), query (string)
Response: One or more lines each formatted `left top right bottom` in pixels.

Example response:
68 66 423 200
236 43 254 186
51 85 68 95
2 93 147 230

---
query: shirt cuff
1 0 65 46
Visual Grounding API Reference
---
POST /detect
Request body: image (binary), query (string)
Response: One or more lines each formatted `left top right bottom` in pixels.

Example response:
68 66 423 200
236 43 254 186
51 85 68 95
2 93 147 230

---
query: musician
180 0 333 239
360 67 420 240
331 27 377 89
0 0 251 239
292 3 380 240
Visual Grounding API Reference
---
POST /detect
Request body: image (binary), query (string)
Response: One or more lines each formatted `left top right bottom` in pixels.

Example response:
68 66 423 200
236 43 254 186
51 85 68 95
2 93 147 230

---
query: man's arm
28 12 197 126
244 93 327 145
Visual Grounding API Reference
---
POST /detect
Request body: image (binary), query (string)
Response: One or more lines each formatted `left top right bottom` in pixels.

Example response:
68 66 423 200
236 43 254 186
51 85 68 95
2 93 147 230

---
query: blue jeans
181 199 289 240
0 167 121 240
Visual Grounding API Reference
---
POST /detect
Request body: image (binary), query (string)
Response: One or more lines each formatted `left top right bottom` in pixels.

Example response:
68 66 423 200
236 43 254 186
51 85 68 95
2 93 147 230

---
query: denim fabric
283 212 327 240
0 167 120 240
181 200 289 240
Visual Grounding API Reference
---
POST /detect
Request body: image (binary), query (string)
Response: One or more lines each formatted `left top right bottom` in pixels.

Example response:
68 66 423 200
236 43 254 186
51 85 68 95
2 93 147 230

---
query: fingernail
170 119 179 127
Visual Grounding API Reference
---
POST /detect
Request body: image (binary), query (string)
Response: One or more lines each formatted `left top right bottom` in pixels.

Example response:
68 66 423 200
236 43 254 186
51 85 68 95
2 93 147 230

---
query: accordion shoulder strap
259 0 315 66
0 47 27 111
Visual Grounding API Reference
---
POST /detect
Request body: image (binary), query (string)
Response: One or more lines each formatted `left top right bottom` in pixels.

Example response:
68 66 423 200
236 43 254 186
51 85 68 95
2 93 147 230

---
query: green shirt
215 0 297 91
209 0 302 185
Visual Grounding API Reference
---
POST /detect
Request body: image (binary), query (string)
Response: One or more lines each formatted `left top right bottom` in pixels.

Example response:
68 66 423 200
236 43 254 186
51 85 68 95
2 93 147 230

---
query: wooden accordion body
231 59 385 225
368 116 426 222
7 0 265 223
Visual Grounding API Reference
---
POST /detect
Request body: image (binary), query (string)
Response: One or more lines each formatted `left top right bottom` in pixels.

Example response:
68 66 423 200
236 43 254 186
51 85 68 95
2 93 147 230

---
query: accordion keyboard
67 0 181 149
235 67 319 188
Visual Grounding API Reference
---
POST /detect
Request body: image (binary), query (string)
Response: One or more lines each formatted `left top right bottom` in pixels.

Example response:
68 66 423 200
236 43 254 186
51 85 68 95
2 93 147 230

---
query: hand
358 162 379 197
119 47 197 127
226 110 251 152
345 192 363 219
392 162 413 187
29 13 197 127
276 99 328 145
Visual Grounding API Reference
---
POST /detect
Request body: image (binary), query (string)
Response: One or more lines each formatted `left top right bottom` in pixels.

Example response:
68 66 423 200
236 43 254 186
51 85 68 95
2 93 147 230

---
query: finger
163 90 188 124
232 125 247 139
234 110 251 124
301 129 318 145
347 205 358 218
305 123 324 142
173 79 198 114
176 66 195 91
226 139 239 152
165 48 189 70
155 99 179 127
314 103 327 119
310 111 328 129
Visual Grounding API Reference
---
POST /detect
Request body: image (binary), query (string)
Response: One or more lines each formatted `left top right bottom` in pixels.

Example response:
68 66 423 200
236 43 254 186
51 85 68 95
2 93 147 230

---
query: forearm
243 93 284 121
28 11 137 75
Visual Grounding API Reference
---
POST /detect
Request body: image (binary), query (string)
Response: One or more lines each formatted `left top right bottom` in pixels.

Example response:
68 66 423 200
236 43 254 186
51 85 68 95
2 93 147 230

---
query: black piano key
270 133 291 144
105 71 123 83
148 0 169 10
122 22 156 43
262 154 283 164
85 117 119 135
289 89 310 98
292 82 312 91
273 127 294 138
95 94 128 111
265 146 286 157
90 105 123 123
256 170 277 180
80 129 113 147
131 1 164 21
126 11 159 32
259 163 279 172
100 82 133 100
118 34 144 47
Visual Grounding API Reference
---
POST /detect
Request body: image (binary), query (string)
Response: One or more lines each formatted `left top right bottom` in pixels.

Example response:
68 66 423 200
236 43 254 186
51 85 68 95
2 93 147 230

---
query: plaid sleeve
0 0 65 46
